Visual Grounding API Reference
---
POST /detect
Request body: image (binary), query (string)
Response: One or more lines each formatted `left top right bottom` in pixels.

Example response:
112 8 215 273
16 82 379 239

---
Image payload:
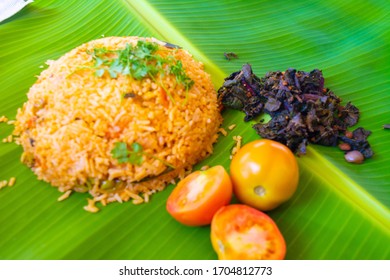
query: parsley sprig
111 141 175 169
88 40 194 102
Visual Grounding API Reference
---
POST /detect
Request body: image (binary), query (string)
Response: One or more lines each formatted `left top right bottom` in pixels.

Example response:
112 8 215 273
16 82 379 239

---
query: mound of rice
14 36 222 210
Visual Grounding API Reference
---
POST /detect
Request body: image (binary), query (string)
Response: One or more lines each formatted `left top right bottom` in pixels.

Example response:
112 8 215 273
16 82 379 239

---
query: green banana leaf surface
0 0 389 260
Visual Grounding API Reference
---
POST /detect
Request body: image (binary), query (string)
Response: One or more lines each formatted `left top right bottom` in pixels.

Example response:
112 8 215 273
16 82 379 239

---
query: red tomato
166 165 233 226
210 204 286 260
230 139 299 211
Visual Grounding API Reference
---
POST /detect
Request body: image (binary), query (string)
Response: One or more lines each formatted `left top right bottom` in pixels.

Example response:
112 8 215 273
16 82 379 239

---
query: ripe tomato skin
230 139 299 211
166 165 233 226
210 204 286 260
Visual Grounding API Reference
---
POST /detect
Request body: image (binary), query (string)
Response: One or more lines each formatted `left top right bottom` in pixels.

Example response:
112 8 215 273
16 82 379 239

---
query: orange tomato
166 165 233 226
210 204 286 260
230 139 299 211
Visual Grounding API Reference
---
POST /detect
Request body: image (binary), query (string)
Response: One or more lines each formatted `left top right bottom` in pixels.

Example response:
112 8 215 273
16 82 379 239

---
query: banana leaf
0 0 389 260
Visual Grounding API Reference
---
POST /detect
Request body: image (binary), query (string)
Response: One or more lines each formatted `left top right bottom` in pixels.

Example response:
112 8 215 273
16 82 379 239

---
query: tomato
230 139 299 211
166 165 233 226
210 204 286 260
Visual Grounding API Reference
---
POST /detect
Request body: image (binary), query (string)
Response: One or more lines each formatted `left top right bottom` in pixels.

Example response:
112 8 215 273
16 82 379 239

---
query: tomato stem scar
254 186 266 197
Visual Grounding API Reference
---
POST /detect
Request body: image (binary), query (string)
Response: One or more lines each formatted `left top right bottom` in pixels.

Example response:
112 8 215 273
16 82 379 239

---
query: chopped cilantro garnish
127 142 144 165
111 141 175 169
111 141 144 165
88 40 194 102
169 60 195 90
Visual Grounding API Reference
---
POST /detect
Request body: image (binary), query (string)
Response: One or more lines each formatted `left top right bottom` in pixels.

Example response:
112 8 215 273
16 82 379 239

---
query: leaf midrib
301 148 390 235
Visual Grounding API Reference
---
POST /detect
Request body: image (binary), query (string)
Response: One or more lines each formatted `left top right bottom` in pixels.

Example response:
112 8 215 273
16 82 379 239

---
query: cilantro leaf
131 142 143 153
111 141 145 165
128 142 144 165
132 64 148 80
169 60 194 90
111 142 130 163
111 141 176 170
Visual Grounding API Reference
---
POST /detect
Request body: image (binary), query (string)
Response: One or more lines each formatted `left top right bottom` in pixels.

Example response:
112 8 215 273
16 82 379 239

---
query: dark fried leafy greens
218 64 373 161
